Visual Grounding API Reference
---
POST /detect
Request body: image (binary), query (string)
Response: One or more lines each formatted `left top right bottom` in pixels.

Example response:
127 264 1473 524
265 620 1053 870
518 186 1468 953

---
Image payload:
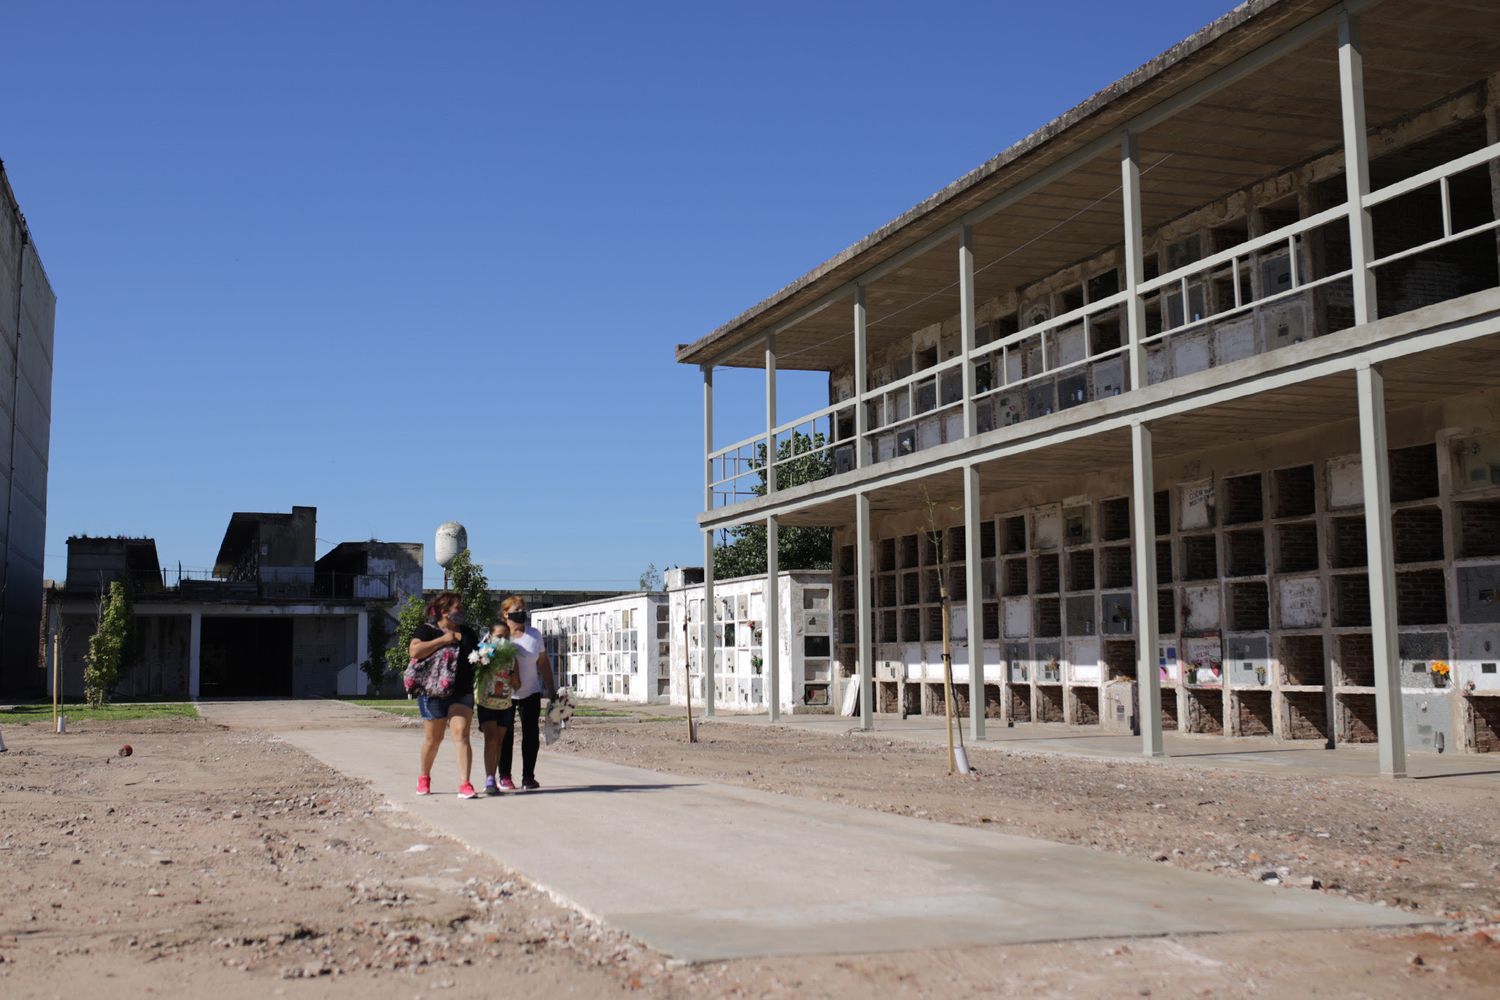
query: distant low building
48 506 422 699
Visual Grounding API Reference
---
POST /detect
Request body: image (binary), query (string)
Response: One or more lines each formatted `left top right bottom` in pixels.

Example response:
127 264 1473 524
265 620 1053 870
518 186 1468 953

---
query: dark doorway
200 617 293 697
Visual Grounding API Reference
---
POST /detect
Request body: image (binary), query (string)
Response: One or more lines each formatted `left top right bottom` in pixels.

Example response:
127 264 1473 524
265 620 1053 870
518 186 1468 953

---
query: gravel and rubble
2 711 1500 998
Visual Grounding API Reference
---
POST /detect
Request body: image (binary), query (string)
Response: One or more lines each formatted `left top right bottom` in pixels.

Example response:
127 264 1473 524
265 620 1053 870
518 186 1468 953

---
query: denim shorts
417 691 474 720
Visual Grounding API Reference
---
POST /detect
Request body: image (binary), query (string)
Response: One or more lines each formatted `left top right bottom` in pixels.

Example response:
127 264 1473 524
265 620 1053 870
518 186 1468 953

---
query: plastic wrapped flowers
471 640 520 700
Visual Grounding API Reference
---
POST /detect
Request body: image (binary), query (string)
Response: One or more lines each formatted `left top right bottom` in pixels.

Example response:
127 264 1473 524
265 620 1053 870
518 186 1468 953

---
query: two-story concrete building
678 0 1500 775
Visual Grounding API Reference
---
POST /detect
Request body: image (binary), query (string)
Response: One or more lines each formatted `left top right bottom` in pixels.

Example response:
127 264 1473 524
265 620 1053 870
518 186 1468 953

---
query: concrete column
856 492 874 731
1121 132 1148 392
766 515 781 722
1338 11 1377 326
1357 364 1407 777
356 610 370 695
959 224 978 439
854 286 868 468
765 333 778 494
703 365 714 510
188 611 202 700
963 465 986 741
703 531 716 718
1131 421 1164 757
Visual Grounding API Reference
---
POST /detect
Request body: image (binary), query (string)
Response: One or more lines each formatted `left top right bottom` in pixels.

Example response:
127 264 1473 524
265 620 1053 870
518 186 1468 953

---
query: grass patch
572 706 636 718
0 702 198 725
343 698 421 718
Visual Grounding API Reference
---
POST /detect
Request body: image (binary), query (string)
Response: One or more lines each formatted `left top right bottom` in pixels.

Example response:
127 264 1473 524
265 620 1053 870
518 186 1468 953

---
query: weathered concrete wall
534 593 668 704
0 167 56 696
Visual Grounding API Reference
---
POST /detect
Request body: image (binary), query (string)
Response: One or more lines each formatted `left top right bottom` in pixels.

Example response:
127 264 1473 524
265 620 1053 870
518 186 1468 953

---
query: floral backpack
404 642 459 697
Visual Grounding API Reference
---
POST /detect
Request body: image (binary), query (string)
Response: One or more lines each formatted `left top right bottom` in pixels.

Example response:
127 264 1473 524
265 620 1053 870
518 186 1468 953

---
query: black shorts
477 704 515 728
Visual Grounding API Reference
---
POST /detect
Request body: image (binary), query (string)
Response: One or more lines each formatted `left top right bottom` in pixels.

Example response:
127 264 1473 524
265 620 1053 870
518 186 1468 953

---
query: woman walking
409 592 478 798
497 595 555 791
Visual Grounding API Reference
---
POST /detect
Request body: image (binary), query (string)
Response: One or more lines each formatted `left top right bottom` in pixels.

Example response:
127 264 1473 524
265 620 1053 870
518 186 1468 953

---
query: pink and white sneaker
498 776 517 791
416 775 431 796
457 781 478 800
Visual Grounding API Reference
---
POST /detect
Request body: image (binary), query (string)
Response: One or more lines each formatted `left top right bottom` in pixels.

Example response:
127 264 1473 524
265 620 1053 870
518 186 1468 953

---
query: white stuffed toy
542 687 576 746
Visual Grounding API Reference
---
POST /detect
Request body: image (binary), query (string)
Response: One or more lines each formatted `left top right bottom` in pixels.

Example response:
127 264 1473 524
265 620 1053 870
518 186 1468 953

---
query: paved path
199 701 1424 963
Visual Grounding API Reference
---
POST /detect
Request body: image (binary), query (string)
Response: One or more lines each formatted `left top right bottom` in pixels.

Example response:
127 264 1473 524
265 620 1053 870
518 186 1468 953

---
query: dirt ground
0 710 1498 999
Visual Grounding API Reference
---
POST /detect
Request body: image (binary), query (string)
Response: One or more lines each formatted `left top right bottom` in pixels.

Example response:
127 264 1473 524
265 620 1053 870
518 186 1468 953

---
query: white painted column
188 611 202 700
959 224 978 438
355 610 370 695
856 492 874 731
963 465 986 741
703 365 714 510
766 515 781 722
765 333 778 494
703 531 716 718
854 286 868 468
1357 364 1406 777
1131 421 1164 757
1121 132 1148 391
1338 11 1377 326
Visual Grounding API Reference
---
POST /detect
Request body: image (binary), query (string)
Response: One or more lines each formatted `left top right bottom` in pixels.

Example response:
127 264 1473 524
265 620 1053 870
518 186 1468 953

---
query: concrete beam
766 515 781 722
856 492 873 731
188 611 202 700
1339 11 1377 325
1356 364 1406 777
1130 422 1164 757
963 465 985 741
703 531 716 718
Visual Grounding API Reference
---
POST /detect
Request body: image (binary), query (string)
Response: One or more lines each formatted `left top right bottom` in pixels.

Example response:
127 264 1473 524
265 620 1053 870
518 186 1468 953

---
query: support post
1357 364 1406 777
856 492 874 731
702 365 714 510
1338 11 1377 326
963 465 986 741
355 610 369 696
188 611 202 700
854 286 868 468
1121 132 1148 392
1131 421 1164 757
959 224 978 439
765 333 778 494
703 531 716 718
766 515 781 722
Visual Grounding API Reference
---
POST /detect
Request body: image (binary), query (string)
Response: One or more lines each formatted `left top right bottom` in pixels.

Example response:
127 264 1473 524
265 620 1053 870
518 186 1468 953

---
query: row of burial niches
831 434 1500 751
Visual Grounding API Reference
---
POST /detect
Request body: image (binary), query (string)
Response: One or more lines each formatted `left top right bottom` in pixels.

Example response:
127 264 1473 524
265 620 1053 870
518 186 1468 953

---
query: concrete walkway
199 701 1424 963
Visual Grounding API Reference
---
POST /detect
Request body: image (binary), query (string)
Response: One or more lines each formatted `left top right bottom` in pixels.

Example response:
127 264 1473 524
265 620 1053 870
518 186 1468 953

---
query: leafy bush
84 581 130 707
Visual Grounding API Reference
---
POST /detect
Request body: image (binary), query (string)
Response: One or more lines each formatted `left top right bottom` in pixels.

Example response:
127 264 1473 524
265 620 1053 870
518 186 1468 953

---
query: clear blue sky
8 0 1232 589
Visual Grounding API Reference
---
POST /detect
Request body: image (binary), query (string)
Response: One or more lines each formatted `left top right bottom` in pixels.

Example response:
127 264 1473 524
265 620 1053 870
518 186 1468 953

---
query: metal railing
705 138 1500 514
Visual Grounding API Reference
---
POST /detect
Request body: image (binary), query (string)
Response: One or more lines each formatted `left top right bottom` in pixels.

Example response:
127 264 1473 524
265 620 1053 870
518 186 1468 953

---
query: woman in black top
408 591 479 798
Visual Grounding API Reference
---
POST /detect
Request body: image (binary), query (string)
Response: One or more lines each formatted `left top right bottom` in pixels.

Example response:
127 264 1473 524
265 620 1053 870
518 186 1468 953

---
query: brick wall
1340 693 1379 743
1186 688 1224 734
1277 521 1319 573
1286 691 1330 740
1473 698 1500 754
1393 506 1445 563
1073 687 1100 725
1236 691 1273 736
1397 569 1448 626
1458 500 1500 559
1338 633 1375 687
1281 634 1327 686
1038 685 1065 723
1010 685 1032 722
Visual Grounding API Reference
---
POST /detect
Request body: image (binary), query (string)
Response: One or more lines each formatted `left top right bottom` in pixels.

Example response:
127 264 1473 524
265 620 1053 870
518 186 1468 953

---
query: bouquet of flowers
542 687 576 746
470 639 520 701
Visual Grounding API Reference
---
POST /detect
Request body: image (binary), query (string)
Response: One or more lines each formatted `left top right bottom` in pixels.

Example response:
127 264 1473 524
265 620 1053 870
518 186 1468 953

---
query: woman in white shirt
497 595 556 791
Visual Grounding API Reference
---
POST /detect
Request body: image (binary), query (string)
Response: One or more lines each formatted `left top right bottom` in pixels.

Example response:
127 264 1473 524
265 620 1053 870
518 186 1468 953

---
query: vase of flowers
1431 660 1450 688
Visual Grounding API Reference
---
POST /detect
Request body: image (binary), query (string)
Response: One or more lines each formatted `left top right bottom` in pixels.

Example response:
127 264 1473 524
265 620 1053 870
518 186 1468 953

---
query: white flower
467 651 481 664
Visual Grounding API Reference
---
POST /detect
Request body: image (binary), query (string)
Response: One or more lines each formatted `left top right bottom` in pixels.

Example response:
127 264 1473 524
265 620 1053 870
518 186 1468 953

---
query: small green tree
386 595 428 682
447 549 498 632
84 581 130 707
714 431 834 579
638 563 662 591
362 609 392 693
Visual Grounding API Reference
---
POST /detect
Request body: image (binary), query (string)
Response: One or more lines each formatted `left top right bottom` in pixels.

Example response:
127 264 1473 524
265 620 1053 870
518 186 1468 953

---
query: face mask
448 611 464 624
505 611 529 625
